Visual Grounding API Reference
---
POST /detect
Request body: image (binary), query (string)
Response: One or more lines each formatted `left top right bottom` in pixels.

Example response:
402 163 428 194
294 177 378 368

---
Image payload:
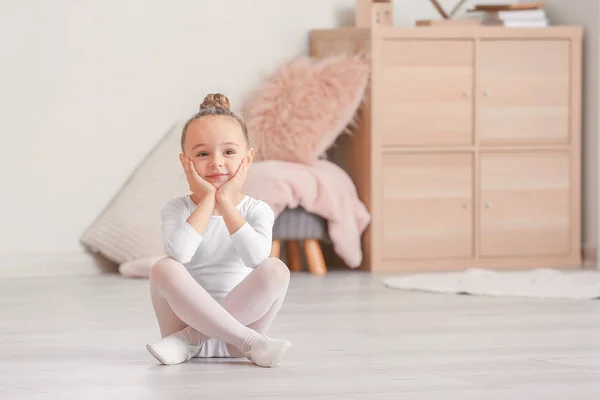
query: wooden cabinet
310 27 582 273
479 151 571 257
477 40 571 145
380 40 474 146
383 153 473 260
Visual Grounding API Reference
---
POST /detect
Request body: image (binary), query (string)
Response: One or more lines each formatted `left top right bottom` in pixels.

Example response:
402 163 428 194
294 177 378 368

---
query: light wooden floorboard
1 267 599 399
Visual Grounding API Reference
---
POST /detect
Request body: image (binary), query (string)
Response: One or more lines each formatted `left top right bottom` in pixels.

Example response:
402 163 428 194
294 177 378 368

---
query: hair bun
200 93 231 112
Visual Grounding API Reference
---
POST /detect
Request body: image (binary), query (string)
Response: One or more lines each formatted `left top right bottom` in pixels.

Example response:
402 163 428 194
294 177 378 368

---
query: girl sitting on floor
146 93 291 368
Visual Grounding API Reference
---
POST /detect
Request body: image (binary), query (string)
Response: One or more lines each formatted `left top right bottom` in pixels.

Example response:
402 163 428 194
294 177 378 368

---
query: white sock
146 329 202 365
244 337 292 368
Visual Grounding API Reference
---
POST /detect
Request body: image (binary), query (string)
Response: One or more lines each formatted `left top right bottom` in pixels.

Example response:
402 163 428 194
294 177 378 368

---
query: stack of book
471 3 549 27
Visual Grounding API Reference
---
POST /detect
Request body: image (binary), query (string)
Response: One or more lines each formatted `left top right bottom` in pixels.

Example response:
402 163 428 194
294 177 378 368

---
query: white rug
382 268 600 300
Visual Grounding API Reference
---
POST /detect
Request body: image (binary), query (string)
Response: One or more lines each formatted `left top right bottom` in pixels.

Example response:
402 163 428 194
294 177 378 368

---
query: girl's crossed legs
147 256 291 367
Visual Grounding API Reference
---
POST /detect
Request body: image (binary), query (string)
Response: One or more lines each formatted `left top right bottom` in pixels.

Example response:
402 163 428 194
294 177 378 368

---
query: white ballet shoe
146 331 201 365
244 338 292 368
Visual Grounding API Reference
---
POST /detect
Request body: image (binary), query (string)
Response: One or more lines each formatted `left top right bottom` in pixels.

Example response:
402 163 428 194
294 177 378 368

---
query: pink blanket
242 160 371 268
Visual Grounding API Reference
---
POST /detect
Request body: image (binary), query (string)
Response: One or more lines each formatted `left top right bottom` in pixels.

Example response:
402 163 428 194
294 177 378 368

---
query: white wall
544 0 600 262
0 0 513 257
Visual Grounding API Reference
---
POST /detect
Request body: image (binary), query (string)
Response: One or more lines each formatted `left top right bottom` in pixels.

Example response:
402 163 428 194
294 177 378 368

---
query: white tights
148 256 291 364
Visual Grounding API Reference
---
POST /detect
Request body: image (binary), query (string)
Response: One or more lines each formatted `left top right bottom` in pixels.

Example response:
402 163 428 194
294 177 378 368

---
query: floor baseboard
2 247 598 278
582 246 598 269
0 251 118 278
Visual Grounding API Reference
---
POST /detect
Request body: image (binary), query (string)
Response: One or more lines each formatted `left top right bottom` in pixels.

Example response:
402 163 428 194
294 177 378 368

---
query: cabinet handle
483 90 492 97
485 202 492 208
463 90 471 97
462 202 470 209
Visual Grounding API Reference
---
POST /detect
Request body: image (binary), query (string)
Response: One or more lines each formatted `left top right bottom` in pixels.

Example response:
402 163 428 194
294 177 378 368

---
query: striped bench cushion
272 207 328 241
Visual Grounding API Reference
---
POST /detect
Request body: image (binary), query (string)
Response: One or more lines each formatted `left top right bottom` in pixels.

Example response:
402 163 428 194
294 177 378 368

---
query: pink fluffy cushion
242 54 369 165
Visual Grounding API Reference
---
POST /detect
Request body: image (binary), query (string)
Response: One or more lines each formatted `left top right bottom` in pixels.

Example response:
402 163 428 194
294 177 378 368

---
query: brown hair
181 93 249 151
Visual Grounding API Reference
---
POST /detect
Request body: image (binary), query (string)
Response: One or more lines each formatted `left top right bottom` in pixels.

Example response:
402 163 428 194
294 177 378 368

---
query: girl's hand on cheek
216 158 248 205
183 157 216 199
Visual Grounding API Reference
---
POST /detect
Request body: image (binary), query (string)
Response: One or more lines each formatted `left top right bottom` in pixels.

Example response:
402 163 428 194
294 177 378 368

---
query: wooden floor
1 263 600 399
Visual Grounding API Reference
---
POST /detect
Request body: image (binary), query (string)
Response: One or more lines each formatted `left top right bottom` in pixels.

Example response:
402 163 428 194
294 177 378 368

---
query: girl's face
180 115 253 189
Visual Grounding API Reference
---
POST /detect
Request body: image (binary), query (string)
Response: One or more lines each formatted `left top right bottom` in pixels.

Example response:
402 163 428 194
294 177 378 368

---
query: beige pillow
80 122 186 266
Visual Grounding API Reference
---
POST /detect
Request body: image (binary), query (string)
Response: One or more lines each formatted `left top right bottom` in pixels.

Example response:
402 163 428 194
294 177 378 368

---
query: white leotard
161 194 274 300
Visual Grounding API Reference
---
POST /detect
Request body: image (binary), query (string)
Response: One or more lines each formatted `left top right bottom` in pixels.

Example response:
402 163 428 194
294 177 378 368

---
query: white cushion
80 122 187 266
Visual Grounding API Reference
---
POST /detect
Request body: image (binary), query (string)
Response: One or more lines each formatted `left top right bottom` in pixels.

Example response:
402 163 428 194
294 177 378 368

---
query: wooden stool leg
271 239 281 258
286 240 303 272
304 239 327 275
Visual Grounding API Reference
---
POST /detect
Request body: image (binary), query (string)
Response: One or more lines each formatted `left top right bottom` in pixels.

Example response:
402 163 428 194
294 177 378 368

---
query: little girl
146 94 291 368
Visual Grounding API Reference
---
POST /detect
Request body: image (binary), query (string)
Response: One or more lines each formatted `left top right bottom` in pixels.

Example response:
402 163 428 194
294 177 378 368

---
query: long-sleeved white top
161 195 274 299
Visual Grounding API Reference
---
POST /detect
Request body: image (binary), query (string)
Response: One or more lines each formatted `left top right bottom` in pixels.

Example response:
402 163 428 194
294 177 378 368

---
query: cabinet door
383 153 473 259
379 40 473 147
477 40 570 145
480 152 571 257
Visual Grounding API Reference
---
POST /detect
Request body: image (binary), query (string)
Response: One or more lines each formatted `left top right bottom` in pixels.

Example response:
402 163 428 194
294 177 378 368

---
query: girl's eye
198 152 208 157
225 149 236 155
